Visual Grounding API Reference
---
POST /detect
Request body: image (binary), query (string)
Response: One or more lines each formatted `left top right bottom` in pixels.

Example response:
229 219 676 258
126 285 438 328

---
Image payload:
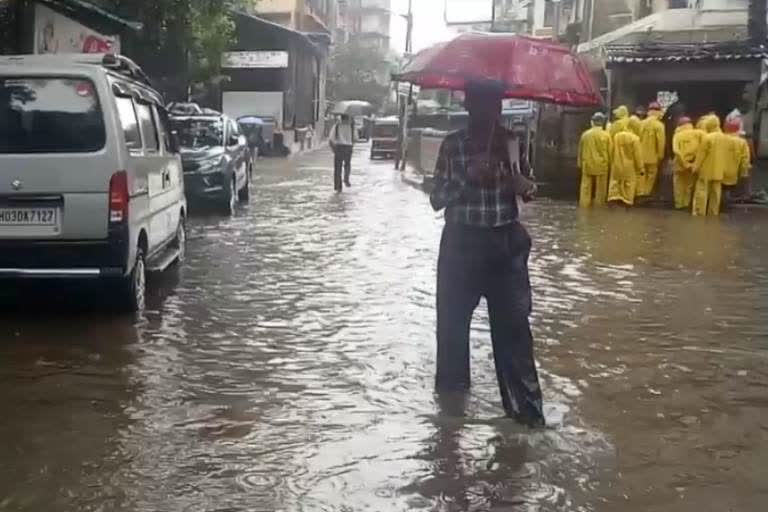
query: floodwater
1 146 767 512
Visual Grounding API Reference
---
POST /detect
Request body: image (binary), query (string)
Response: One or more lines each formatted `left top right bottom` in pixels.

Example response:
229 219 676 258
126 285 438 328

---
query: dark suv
170 113 251 214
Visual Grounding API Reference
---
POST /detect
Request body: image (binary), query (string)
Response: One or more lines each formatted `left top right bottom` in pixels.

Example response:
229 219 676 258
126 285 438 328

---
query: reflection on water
0 147 767 511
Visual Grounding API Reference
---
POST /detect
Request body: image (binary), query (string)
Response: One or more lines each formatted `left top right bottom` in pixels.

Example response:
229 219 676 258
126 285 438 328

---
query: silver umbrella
331 100 374 116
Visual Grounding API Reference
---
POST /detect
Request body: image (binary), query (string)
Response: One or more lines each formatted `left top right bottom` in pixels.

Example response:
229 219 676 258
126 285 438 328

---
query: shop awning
577 8 748 55
605 42 768 65
229 11 328 58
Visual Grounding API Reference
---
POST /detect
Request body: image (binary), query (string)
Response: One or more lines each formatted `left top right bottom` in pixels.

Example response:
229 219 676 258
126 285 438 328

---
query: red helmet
648 101 662 111
677 116 692 126
724 119 741 133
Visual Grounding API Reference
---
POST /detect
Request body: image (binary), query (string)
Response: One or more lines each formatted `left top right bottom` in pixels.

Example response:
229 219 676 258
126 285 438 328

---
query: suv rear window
0 77 106 153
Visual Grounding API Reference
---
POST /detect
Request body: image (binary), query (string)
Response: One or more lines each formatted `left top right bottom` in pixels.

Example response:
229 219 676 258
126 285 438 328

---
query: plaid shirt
430 127 520 227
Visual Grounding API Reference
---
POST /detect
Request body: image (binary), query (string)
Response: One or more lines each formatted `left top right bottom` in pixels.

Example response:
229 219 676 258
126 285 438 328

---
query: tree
0 0 17 54
92 0 251 87
327 41 392 110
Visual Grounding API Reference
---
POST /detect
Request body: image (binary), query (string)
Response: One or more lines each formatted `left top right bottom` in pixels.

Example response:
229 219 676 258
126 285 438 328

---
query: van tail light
109 171 129 224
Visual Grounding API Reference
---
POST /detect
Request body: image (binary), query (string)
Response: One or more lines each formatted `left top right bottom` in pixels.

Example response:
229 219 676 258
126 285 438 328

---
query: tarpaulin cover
393 32 603 107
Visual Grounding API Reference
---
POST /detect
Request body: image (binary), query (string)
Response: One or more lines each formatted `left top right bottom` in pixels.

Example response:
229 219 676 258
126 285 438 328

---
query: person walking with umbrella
394 32 601 425
429 80 544 426
329 114 355 192
329 101 371 192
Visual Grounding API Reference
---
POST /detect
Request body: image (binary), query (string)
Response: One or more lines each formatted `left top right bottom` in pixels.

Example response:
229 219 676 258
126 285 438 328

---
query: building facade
256 0 336 33
532 0 767 196
346 0 391 50
577 0 765 141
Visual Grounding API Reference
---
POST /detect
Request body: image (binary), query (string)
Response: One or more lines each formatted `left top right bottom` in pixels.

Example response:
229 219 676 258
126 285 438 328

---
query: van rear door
0 76 111 240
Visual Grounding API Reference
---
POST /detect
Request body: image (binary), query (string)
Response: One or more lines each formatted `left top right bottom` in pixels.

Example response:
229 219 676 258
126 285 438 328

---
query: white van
0 54 187 311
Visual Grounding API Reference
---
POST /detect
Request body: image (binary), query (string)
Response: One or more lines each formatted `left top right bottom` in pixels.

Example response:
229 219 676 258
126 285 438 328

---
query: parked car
170 112 251 213
370 117 399 159
167 101 203 116
0 53 187 312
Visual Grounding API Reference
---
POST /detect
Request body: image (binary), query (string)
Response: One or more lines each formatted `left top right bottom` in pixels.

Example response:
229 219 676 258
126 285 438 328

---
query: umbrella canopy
393 32 603 107
332 100 374 116
238 116 265 126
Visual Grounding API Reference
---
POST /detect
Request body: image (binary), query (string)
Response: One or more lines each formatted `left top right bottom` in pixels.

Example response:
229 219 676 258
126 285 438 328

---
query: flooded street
1 145 768 512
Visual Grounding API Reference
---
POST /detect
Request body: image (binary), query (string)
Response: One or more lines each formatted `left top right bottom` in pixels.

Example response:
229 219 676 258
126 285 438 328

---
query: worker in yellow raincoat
607 117 643 206
671 117 703 209
692 116 738 216
723 119 751 182
578 112 612 207
638 102 666 197
609 106 630 139
696 112 718 131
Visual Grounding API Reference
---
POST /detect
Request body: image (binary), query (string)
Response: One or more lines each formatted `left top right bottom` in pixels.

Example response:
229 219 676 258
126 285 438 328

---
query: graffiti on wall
34 3 120 54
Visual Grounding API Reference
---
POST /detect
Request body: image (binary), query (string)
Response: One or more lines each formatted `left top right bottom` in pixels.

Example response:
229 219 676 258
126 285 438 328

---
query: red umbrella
393 32 603 107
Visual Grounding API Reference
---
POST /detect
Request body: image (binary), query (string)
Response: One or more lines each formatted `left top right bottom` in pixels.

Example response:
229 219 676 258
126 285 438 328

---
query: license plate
0 208 58 226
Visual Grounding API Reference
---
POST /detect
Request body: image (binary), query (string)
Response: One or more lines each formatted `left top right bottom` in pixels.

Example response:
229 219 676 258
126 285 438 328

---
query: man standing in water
429 80 545 427
329 114 355 192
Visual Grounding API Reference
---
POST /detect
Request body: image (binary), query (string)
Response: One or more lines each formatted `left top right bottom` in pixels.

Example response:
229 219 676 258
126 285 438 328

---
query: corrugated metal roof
605 42 768 64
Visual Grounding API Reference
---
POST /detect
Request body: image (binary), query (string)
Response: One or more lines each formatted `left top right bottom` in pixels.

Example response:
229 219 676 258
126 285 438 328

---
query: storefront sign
657 90 679 109
34 4 120 54
221 51 289 69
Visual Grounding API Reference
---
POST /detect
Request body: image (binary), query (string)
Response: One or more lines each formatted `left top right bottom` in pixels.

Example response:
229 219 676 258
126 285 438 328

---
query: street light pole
491 0 496 31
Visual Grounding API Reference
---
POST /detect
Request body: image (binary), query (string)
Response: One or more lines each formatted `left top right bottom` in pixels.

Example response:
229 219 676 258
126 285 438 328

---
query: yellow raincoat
638 109 666 196
609 106 630 139
723 133 751 185
692 116 737 216
578 121 612 207
672 123 704 209
696 113 718 131
628 115 643 135
732 134 752 178
607 121 643 206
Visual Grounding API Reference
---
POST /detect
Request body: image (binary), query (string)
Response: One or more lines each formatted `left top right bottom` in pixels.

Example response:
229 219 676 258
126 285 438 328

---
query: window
544 2 554 28
169 118 224 148
0 77 105 154
116 96 142 150
136 101 159 152
155 106 174 153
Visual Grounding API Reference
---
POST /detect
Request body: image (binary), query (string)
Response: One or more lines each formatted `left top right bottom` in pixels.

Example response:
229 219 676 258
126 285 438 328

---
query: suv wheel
238 168 250 202
118 247 146 312
222 177 236 215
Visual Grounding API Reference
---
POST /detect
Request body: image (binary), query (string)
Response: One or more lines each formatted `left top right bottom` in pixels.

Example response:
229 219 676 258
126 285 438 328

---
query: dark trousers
333 145 353 191
436 221 545 425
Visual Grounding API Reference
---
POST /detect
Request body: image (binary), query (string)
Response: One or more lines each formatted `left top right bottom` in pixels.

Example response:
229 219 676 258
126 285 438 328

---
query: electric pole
552 0 562 42
397 0 414 170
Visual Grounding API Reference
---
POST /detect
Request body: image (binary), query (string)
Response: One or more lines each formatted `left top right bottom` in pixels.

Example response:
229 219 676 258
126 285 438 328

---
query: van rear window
0 77 106 154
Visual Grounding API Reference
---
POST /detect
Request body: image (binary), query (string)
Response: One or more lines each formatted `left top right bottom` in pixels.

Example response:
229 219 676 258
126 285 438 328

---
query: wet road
2 145 768 511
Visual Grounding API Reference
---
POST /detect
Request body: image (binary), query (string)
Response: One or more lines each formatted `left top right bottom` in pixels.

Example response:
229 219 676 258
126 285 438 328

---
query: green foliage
92 0 252 83
0 0 16 54
188 2 238 82
327 41 391 110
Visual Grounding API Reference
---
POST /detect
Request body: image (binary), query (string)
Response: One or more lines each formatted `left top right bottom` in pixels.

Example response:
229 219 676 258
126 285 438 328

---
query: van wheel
117 247 146 312
239 169 250 202
173 217 186 266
